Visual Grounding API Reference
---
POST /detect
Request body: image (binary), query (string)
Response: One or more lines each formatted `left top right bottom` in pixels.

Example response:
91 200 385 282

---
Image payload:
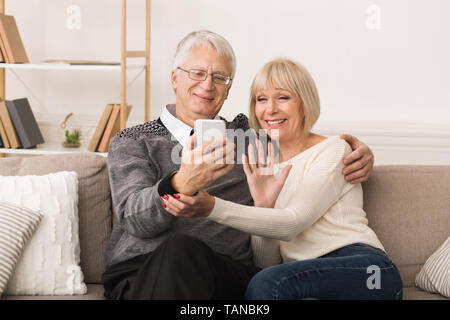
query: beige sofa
0 153 448 300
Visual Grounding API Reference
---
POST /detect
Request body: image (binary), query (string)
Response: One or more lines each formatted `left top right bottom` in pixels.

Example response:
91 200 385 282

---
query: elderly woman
162 58 403 300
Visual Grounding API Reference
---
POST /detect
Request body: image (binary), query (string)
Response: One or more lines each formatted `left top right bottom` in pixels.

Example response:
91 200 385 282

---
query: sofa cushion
0 154 112 284
362 166 450 288
402 286 449 300
1 284 104 300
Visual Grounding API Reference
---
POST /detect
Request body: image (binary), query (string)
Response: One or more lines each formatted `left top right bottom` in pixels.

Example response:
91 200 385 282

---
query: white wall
5 0 450 165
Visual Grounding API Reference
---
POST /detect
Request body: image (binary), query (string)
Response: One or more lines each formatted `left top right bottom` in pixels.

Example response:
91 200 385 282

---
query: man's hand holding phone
171 120 235 196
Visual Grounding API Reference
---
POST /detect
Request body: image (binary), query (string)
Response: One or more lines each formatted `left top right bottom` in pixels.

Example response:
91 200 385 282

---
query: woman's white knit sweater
208 136 384 268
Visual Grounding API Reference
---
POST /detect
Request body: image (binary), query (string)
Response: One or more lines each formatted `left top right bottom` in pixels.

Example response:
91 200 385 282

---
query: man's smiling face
171 46 232 127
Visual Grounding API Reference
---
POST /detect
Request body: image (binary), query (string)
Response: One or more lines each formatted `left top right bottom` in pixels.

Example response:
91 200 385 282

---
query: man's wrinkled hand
171 134 235 195
340 134 374 184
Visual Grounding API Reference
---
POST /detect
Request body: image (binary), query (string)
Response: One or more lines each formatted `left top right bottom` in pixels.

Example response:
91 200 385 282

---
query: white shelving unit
0 142 107 157
0 62 145 156
0 62 144 71
0 0 151 157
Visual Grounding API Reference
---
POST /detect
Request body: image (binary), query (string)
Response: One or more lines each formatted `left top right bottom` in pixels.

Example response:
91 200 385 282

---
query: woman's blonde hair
248 58 320 137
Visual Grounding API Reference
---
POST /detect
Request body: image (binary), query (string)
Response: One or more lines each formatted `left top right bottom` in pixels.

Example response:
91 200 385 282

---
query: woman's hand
242 139 292 208
160 190 216 218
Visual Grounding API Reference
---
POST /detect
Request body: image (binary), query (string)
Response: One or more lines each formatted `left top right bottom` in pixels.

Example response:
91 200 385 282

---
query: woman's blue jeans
245 243 403 300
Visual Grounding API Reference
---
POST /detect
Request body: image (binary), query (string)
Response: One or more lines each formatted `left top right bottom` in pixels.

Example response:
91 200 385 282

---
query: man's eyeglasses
177 67 232 85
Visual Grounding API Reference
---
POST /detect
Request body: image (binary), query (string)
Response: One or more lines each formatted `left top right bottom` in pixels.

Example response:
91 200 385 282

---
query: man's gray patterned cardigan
104 113 255 268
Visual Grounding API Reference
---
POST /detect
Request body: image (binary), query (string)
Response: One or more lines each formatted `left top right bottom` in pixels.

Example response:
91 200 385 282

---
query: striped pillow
415 237 450 298
0 201 43 296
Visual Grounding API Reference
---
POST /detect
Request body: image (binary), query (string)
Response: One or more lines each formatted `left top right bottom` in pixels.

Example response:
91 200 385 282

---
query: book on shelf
0 14 28 63
5 98 44 149
0 100 21 148
97 104 132 153
42 59 120 66
88 104 114 152
0 116 10 148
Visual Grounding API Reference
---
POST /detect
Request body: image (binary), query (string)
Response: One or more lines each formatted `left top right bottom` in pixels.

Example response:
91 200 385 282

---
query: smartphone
194 119 226 148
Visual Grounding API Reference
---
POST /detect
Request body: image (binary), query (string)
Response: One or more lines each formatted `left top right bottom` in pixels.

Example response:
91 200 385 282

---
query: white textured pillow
0 201 43 296
415 237 450 298
0 171 87 295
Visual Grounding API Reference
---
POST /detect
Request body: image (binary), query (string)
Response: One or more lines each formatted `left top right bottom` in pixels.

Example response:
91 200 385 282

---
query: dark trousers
102 234 259 300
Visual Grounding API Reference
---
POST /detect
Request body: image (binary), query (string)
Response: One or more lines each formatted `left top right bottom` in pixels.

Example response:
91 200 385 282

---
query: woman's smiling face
254 88 304 144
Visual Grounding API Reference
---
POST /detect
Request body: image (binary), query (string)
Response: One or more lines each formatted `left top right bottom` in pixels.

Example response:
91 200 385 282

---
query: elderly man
101 30 374 300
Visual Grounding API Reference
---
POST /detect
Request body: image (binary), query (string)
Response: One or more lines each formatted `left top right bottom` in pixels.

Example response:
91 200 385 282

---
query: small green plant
65 129 81 144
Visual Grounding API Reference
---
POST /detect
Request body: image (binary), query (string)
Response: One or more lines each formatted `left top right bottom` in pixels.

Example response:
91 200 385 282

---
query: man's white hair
172 30 236 78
